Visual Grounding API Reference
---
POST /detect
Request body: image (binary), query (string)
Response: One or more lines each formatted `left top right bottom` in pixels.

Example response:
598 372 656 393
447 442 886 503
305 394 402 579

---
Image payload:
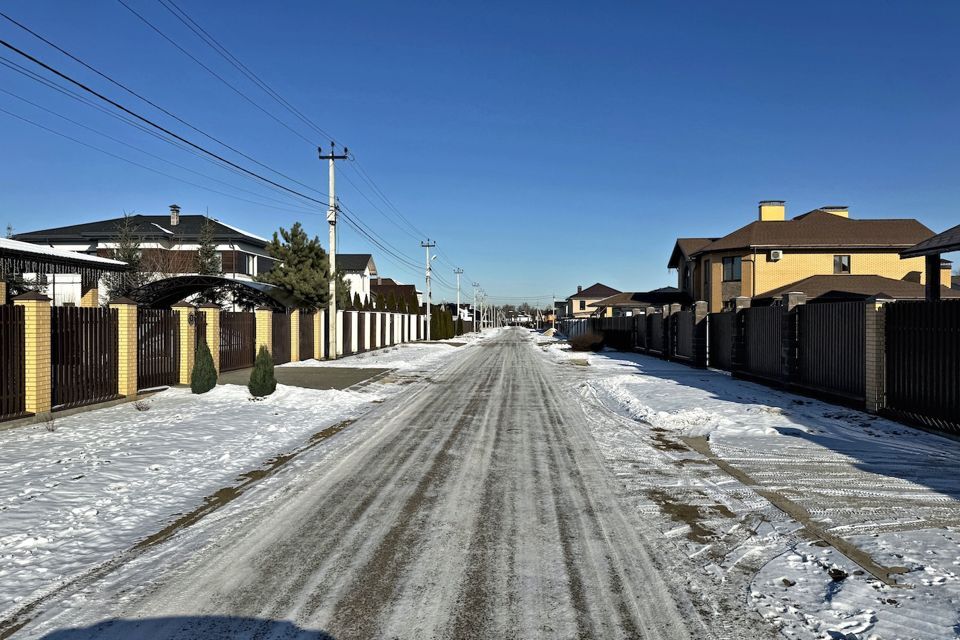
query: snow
212 219 269 243
0 237 126 266
284 332 491 371
0 334 490 622
548 340 960 639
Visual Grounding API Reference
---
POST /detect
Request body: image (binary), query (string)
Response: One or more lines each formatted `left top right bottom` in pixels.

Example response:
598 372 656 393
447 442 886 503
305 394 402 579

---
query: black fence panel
796 302 865 401
707 312 735 371
220 311 255 372
272 311 291 364
647 313 665 355
342 311 354 355
885 300 960 433
0 305 26 421
51 307 119 410
740 306 783 382
357 312 366 352
299 312 315 360
674 310 695 361
137 309 180 391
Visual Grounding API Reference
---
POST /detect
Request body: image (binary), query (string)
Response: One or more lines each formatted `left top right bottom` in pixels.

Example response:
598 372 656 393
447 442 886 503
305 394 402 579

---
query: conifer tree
352 292 362 310
191 338 217 394
104 214 148 298
256 222 329 310
248 345 277 397
194 216 224 305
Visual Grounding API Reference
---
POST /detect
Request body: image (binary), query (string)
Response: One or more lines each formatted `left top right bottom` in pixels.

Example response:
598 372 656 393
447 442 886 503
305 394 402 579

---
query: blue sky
1 1 958 304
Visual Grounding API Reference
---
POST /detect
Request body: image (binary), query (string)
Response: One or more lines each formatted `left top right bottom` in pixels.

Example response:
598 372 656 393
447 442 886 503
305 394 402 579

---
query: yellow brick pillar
79 286 99 308
255 307 273 357
290 309 300 362
172 302 196 385
0 280 7 305
198 304 221 375
109 298 138 397
14 292 52 416
314 310 323 360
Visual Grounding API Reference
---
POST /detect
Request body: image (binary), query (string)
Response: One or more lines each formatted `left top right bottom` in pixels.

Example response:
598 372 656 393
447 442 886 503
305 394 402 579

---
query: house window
834 255 850 274
722 256 742 282
578 300 585 311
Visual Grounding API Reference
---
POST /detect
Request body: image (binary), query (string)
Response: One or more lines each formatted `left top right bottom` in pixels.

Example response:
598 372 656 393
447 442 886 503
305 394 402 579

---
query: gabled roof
594 287 693 308
14 214 269 247
337 253 376 273
668 238 717 268
0 236 126 267
757 274 960 302
693 210 934 255
567 282 620 299
901 223 960 258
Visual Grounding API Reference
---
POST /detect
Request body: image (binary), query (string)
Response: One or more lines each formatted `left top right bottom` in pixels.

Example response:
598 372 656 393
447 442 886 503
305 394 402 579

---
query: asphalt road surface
36 328 741 640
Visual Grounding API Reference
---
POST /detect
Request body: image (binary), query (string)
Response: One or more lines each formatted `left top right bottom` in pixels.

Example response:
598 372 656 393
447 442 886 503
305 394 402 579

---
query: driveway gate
51 306 119 410
137 308 180 390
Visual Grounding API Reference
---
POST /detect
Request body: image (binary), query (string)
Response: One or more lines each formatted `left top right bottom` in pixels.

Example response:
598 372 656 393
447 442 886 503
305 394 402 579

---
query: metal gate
885 300 960 433
272 311 291 364
708 312 735 370
739 306 783 382
137 309 180 390
220 311 255 371
796 302 865 400
51 306 119 410
0 305 26 421
299 312 315 360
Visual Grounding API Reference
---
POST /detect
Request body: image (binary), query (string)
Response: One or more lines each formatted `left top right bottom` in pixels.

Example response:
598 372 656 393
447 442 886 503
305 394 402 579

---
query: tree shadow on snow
592 349 960 502
40 616 336 640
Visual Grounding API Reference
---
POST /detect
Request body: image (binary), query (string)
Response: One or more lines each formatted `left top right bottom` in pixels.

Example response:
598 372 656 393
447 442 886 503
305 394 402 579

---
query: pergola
901 224 960 301
126 275 296 311
0 237 126 304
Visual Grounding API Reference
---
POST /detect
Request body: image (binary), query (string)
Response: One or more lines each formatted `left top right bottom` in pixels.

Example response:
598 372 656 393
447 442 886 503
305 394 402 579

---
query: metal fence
673 310 695 362
796 302 865 401
342 311 354 355
740 306 783 383
299 312 315 360
51 306 119 410
0 305 26 421
220 311 255 372
885 299 960 432
708 312 735 371
357 312 366 352
137 309 180 391
272 311 291 364
647 314 665 355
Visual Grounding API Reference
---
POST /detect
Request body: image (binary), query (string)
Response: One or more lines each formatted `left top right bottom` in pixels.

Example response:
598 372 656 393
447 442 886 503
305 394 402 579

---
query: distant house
900 222 960 300
565 282 620 318
668 201 953 312
337 254 378 304
591 287 693 317
370 277 422 310
13 205 279 303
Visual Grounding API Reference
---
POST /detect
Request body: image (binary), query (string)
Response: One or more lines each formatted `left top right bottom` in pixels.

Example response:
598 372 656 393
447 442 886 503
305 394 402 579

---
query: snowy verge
281 332 491 371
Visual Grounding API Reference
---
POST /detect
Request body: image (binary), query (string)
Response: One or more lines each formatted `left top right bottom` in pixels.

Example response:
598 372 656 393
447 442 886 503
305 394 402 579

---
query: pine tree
194 216 224 305
191 337 218 394
335 269 351 309
248 345 277 397
256 222 329 310
456 317 464 336
104 214 148 299
352 292 362 310
387 291 398 312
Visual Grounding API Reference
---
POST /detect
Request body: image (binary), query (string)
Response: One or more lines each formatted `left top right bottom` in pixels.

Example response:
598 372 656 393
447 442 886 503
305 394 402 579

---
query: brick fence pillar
110 298 138 397
781 292 806 383
255 307 273 357
0 280 7 305
289 309 300 362
315 310 324 359
172 302 195 385
79 286 99 308
14 292 52 416
864 299 890 414
198 304 221 375
336 310 344 356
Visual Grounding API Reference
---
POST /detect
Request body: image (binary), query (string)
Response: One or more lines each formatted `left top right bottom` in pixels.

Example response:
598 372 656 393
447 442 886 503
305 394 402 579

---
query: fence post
315 310 325 359
781 292 806 384
110 298 138 398
665 304 680 359
289 309 300 362
351 311 359 353
364 311 372 350
172 302 195 385
374 313 382 349
732 296 751 369
692 301 708 367
254 307 273 357
0 280 6 305
79 284 99 308
198 304 221 375
864 299 889 414
14 291 51 417
336 310 344 356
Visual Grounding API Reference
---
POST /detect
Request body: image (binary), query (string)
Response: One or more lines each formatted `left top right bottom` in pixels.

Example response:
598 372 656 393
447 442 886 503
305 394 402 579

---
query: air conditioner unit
769 250 783 261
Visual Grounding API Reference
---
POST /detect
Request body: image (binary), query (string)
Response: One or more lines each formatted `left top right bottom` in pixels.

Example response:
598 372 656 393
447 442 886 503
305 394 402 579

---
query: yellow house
668 201 953 312
565 283 620 318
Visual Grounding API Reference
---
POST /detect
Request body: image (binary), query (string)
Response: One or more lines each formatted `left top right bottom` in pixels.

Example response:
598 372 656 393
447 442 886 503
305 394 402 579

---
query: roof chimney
820 205 849 218
169 203 181 227
758 200 785 222
577 285 582 293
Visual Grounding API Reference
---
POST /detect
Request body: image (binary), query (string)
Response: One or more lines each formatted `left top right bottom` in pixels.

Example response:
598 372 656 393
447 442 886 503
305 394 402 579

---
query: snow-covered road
15 328 749 639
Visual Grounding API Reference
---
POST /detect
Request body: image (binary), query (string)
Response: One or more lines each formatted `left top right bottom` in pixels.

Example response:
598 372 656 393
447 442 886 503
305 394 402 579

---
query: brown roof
668 238 717 268
901 223 960 258
694 210 935 255
568 282 621 299
594 288 693 308
757 274 960 302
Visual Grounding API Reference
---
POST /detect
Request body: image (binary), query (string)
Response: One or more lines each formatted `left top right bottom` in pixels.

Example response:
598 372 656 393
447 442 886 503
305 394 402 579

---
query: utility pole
472 282 479 332
421 240 436 341
552 294 556 331
319 142 348 360
454 268 463 330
